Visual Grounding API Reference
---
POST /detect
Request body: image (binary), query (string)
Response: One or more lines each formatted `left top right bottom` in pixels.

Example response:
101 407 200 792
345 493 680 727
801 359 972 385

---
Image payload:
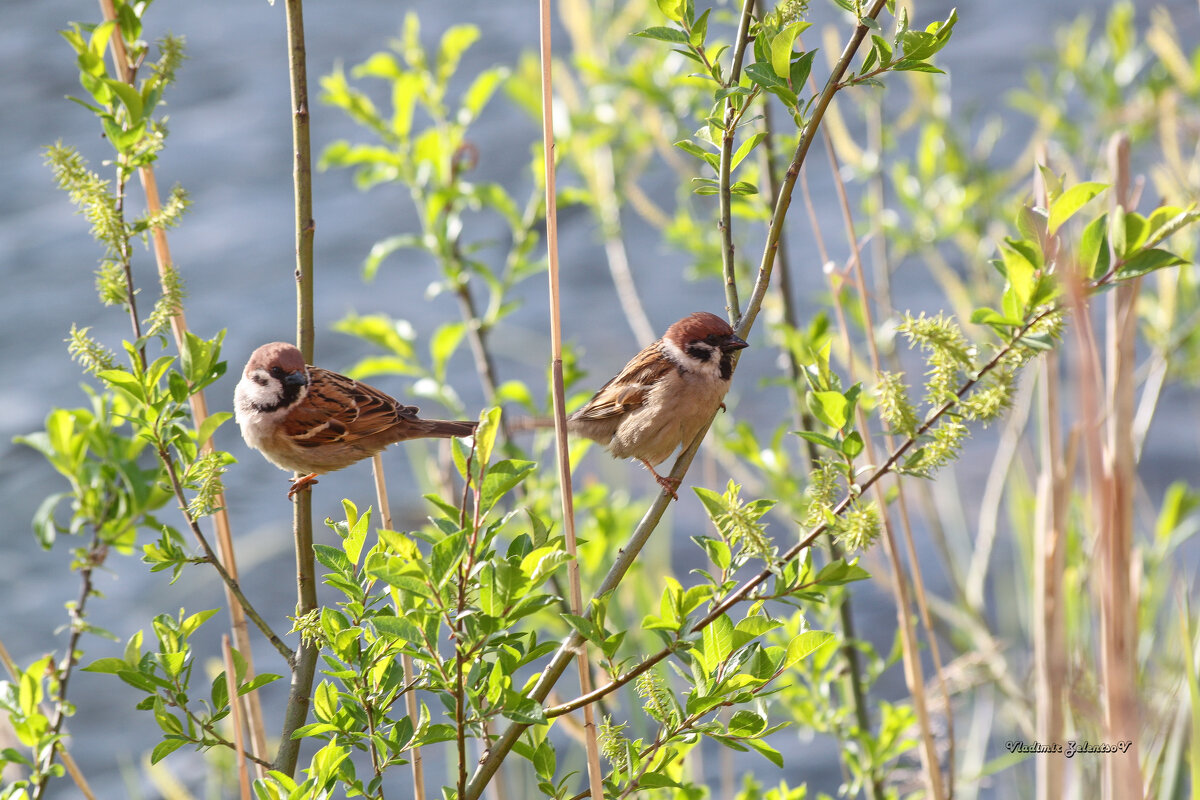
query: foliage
6 0 1200 799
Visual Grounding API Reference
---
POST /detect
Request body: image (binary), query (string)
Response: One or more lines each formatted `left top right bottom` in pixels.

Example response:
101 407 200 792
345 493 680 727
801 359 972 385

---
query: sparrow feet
640 459 681 501
287 473 320 500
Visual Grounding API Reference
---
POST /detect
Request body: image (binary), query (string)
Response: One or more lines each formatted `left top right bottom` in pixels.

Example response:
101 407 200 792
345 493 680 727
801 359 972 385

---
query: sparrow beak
722 334 749 351
283 371 308 387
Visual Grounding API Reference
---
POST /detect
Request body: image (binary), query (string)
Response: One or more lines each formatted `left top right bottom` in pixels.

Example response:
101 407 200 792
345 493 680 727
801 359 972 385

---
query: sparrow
567 312 748 498
234 342 478 499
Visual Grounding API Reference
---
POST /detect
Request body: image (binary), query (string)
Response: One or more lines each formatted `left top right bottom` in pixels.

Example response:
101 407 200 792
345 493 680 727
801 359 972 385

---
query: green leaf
789 49 818 91
1048 181 1106 235
430 321 466 380
794 430 840 451
841 430 864 458
30 492 68 549
150 736 186 765
770 21 811 80
461 66 508 123
314 544 354 577
98 369 146 403
1116 248 1186 279
656 0 684 22
479 459 537 514
363 234 423 280
436 25 481 85
728 709 767 737
372 614 423 643
473 407 502 475
1080 213 1110 279
808 390 850 430
730 133 766 171
196 412 232 448
741 737 784 767
82 657 129 675
782 630 836 670
104 79 144 123
634 27 689 44
744 61 786 91
701 614 734 672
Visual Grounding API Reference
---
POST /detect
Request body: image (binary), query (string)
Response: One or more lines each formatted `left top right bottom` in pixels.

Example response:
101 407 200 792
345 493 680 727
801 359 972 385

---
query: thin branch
737 0 889 339
30 532 104 800
159 450 293 662
276 0 320 777
718 0 757 321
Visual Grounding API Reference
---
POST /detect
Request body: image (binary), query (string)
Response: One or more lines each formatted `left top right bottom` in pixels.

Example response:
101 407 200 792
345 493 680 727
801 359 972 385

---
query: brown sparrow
234 342 477 499
568 312 748 498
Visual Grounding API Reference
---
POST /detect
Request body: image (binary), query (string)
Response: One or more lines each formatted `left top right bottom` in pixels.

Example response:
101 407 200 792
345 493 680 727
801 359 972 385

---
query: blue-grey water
3 0 1198 798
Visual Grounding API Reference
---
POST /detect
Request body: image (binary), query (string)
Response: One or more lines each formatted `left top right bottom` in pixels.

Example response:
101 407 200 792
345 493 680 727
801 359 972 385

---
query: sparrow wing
570 340 672 421
284 367 420 448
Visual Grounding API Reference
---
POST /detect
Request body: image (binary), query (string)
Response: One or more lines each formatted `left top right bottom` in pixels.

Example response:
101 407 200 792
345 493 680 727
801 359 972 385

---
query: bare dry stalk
1099 133 1143 800
538 2 604 798
371 455 426 800
1031 163 1069 800
1033 352 1070 800
222 635 252 800
96 0 270 771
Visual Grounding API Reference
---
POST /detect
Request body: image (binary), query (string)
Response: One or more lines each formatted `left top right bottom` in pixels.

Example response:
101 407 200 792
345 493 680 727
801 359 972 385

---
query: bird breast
607 367 730 466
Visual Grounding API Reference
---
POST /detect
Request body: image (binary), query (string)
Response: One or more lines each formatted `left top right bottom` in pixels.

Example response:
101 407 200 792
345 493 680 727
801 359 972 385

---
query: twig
96 0 271 769
372 455 425 800
739 0 888 339
30 532 104 800
159 451 293 661
538 1 604 797
275 0 319 775
718 0 757 322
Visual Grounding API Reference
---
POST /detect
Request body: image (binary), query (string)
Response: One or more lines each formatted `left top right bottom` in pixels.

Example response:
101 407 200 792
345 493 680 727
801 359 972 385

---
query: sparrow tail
422 420 479 438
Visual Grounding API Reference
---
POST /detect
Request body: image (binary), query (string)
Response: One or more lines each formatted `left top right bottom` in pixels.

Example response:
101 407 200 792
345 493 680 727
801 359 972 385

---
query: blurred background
2 0 1198 797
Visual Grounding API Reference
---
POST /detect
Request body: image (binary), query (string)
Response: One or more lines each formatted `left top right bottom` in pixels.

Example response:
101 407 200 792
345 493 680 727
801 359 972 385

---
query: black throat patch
251 378 306 413
718 350 735 381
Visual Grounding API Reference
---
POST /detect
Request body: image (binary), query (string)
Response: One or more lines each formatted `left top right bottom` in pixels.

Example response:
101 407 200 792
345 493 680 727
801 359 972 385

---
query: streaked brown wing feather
285 368 419 448
571 341 672 421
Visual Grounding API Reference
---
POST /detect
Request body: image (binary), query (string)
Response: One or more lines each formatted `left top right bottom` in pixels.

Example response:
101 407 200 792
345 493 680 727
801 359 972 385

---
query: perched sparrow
568 312 748 498
234 342 477 499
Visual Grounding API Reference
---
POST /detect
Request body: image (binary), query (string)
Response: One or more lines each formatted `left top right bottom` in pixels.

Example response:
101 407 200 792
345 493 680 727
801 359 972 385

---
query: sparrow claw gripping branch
234 342 478 498
287 473 319 501
567 312 747 498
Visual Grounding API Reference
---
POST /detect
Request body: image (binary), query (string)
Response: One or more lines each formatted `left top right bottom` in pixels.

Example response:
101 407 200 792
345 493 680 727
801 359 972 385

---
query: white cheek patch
661 338 722 380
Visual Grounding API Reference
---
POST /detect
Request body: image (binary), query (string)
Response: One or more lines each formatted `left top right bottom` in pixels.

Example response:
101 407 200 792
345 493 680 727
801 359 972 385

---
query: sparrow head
237 342 310 414
662 312 748 381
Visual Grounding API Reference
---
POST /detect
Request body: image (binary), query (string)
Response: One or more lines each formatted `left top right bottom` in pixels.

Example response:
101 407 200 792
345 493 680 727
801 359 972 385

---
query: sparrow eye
704 334 720 346
269 366 286 379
